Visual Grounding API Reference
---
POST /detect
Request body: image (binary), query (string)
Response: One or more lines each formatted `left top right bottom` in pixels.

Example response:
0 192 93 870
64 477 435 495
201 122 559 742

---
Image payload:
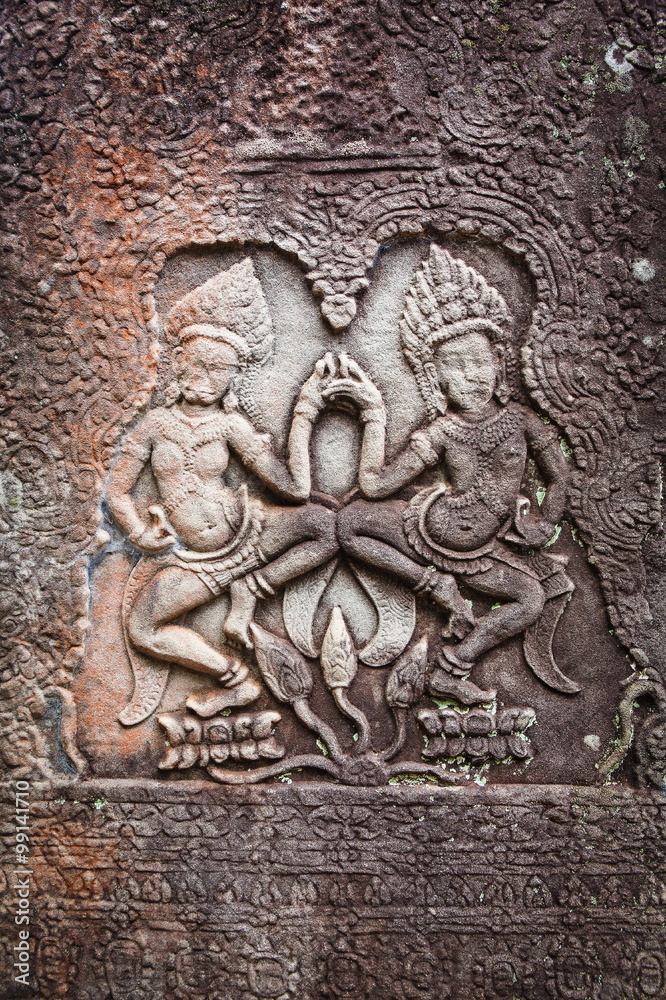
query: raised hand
322 353 385 421
295 352 337 420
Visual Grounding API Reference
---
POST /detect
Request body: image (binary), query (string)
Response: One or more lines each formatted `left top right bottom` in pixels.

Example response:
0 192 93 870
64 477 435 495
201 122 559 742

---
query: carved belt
403 484 512 568
170 486 266 596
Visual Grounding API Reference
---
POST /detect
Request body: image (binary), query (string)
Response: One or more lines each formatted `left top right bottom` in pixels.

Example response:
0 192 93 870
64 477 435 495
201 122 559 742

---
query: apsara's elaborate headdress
166 257 274 370
400 245 512 419
165 258 274 416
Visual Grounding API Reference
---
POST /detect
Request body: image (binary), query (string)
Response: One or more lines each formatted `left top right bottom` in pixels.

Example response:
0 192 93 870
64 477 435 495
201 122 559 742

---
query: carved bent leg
443 561 546 670
224 502 338 648
337 500 473 635
128 565 246 684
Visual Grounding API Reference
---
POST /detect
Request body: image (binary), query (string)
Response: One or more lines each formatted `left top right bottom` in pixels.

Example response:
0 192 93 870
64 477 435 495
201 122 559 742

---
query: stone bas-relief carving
335 246 576 700
7 781 666 1000
2 0 666 994
82 245 624 787
1 0 664 791
106 258 338 725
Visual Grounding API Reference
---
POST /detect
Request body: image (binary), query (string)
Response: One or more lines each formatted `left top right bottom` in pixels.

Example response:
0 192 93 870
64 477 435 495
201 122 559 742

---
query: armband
240 433 272 467
409 431 439 467
360 405 387 426
293 399 320 422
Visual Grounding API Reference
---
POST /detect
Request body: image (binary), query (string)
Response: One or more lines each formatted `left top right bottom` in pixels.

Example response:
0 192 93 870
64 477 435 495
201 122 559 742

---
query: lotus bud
463 709 493 736
204 719 233 744
239 741 259 760
321 607 357 690
210 744 230 764
158 713 185 747
183 717 202 744
497 706 535 734
255 737 285 759
251 711 281 740
417 709 443 736
178 744 199 768
250 624 313 703
439 709 463 737
447 736 466 757
508 734 533 758
422 736 448 759
465 737 489 758
157 747 182 770
232 715 252 741
386 637 428 708
488 735 508 760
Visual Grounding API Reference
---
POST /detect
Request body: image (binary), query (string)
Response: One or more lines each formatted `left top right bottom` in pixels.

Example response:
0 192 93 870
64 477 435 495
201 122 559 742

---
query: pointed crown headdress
400 245 511 418
166 257 274 372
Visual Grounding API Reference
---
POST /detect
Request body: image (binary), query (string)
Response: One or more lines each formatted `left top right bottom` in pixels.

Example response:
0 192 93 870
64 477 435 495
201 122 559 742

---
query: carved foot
186 678 262 719
428 665 496 707
418 571 474 638
224 578 258 649
437 645 475 676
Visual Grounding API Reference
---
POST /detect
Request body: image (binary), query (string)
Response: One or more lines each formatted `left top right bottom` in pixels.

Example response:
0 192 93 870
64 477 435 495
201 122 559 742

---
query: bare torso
148 407 253 551
423 404 530 551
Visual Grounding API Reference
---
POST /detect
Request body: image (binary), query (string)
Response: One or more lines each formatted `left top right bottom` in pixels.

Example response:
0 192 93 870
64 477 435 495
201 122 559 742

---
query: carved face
434 331 498 412
176 335 238 405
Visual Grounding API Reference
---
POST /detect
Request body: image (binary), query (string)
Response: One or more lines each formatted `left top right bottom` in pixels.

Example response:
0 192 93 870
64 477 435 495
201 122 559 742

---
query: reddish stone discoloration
2 782 666 998
1 0 666 994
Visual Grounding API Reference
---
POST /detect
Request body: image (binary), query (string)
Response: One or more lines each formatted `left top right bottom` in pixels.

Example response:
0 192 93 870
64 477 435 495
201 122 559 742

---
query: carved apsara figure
335 246 578 703
107 260 337 724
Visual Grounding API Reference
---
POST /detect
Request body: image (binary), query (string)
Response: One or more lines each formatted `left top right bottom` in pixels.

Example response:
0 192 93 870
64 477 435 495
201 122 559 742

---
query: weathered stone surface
1 0 666 995
4 781 666 999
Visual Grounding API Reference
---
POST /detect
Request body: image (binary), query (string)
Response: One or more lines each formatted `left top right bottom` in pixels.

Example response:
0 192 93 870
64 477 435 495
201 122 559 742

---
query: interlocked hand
322 353 384 416
296 352 337 417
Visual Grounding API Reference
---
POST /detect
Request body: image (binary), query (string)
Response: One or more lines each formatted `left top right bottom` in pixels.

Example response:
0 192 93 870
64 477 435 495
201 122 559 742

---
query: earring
494 379 511 405
493 346 511 404
164 381 182 406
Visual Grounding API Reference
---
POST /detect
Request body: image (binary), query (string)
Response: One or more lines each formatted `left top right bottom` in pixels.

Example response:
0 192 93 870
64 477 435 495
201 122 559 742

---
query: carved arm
106 423 175 551
228 411 315 502
525 411 568 525
358 418 434 499
228 358 335 502
322 354 439 499
106 455 147 542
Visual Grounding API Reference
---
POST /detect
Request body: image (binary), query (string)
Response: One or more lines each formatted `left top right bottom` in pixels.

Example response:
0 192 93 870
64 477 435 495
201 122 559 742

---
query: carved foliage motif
0 1 665 785
2 784 665 999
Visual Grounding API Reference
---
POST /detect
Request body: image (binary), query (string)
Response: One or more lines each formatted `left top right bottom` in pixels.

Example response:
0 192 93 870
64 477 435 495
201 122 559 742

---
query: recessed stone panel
1 0 665 995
